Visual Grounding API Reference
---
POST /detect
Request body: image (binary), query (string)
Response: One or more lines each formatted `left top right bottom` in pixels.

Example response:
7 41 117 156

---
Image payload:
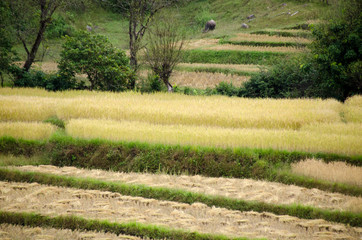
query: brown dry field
292 159 362 187
11 165 362 213
0 223 141 240
140 70 250 88
1 181 361 240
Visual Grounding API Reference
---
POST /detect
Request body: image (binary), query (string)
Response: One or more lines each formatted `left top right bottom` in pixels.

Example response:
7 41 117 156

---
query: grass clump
43 116 65 129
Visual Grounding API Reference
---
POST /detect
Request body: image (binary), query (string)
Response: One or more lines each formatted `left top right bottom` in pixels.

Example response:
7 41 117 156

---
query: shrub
58 31 135 91
45 15 74 39
138 74 163 93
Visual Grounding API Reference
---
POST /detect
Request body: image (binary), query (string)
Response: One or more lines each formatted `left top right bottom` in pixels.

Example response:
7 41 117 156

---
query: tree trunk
161 76 173 92
23 21 48 72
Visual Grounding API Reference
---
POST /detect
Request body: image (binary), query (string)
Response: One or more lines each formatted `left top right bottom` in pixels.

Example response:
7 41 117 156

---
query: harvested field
0 122 56 140
12 165 362 213
230 33 311 44
178 63 261 72
0 181 360 240
66 119 362 156
291 159 362 187
205 44 304 53
0 223 141 240
344 95 362 123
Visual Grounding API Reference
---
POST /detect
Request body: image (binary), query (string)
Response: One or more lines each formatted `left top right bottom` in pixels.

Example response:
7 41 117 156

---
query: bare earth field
11 165 362 213
1 181 361 240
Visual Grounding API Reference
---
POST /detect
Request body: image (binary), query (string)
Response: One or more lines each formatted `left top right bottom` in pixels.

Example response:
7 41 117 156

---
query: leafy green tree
0 1 17 87
310 0 361 100
58 31 135 91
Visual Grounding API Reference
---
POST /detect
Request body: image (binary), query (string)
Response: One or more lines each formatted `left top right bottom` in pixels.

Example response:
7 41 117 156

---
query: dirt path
12 165 362 213
0 223 142 240
0 181 361 240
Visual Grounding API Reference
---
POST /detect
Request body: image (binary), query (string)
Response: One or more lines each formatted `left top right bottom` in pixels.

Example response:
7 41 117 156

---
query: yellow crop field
230 33 311 44
0 122 56 140
300 122 362 136
0 88 343 130
292 159 362 187
170 71 250 88
343 95 362 123
67 119 362 156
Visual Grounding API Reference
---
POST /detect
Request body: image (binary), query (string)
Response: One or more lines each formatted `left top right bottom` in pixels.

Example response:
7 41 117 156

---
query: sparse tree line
0 0 185 92
0 0 361 101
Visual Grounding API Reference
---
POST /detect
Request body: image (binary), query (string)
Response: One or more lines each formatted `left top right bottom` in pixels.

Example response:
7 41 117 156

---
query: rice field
178 63 261 72
291 159 362 187
0 122 56 140
66 118 362 156
230 33 311 44
204 44 305 53
1 89 362 155
1 181 360 240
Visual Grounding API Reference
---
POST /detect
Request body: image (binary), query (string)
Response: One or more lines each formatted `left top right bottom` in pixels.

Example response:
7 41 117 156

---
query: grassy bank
1 136 361 197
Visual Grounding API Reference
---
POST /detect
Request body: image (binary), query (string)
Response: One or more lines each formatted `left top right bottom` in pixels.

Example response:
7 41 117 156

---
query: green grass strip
1 136 361 197
219 39 309 48
0 168 361 227
181 50 289 65
175 66 259 76
0 211 256 240
250 31 312 39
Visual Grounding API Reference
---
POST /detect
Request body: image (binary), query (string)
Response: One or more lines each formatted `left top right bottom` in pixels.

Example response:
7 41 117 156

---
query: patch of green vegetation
250 30 313 39
181 50 290 65
43 116 65 129
175 66 259 76
0 168 360 227
0 136 361 197
0 154 50 167
0 211 254 240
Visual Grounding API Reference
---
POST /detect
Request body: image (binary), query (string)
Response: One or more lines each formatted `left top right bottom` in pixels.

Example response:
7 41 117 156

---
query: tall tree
105 0 183 72
6 0 75 72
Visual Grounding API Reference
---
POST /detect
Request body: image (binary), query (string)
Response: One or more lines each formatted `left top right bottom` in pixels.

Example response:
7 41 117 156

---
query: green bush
138 74 163 93
59 31 135 91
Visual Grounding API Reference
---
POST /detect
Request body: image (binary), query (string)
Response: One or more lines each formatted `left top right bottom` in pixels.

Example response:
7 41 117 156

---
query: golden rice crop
230 33 311 44
343 95 362 123
0 96 57 121
170 71 250 88
0 89 344 130
204 44 305 53
67 119 362 156
0 121 56 140
300 122 362 136
291 159 362 187
178 63 261 72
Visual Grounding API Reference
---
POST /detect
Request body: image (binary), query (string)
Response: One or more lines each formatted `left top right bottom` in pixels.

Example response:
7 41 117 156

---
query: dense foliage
59 31 135 91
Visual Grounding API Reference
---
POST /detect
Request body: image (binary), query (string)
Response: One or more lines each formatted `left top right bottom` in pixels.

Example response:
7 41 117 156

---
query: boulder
241 23 249 29
247 14 255 19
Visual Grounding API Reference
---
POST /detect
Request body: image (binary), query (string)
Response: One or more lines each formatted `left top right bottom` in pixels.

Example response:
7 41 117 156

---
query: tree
311 0 362 100
6 0 80 73
58 31 135 91
0 1 17 87
104 0 183 72
145 17 186 92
